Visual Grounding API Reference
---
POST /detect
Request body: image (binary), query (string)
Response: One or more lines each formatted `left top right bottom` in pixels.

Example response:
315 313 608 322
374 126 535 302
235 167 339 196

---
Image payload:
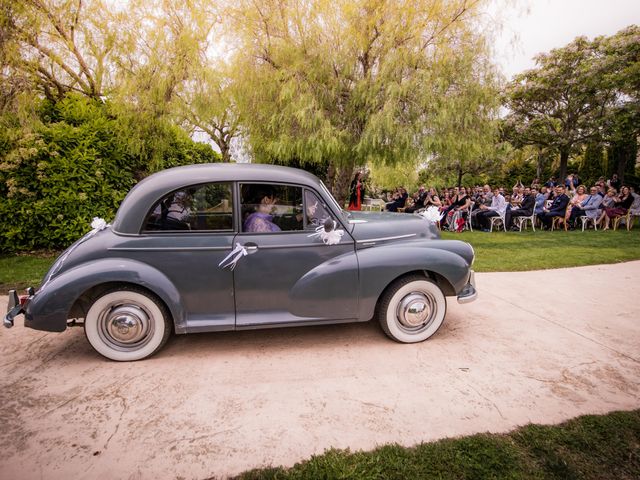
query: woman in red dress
348 172 364 210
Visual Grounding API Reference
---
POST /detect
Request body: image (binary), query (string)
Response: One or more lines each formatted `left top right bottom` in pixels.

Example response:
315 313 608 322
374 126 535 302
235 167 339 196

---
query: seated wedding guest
565 185 588 225
443 187 471 230
538 185 569 229
510 185 523 207
470 184 493 227
441 186 462 223
565 173 580 191
505 186 535 230
602 185 634 230
545 176 558 188
568 186 603 228
629 187 640 219
474 187 506 231
423 187 442 208
534 187 546 215
596 188 618 226
404 186 427 213
607 173 621 191
440 190 452 209
386 187 408 212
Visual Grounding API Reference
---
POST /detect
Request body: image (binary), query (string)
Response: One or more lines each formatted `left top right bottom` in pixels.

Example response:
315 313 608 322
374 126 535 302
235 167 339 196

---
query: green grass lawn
233 410 640 480
442 229 640 272
0 252 58 293
1 229 640 293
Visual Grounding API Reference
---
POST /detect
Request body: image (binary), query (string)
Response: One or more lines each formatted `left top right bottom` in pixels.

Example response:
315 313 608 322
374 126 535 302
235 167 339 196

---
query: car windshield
319 181 349 218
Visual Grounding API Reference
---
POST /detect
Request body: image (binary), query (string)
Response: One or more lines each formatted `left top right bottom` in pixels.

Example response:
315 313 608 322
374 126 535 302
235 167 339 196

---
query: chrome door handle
243 242 258 254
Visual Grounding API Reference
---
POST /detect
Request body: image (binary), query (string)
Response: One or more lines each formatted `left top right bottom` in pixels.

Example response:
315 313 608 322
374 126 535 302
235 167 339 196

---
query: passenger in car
243 187 282 233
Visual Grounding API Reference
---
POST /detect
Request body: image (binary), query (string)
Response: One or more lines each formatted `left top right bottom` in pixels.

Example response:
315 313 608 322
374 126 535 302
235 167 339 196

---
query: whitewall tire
377 275 447 343
84 287 172 361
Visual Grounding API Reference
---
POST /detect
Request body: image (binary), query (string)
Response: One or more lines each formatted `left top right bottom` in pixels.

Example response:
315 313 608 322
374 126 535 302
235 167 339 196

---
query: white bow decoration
90 217 108 232
308 221 344 245
419 206 444 224
218 243 248 270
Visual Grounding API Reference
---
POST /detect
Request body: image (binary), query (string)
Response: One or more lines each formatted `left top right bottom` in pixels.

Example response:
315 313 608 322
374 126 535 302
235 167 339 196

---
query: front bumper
457 270 477 304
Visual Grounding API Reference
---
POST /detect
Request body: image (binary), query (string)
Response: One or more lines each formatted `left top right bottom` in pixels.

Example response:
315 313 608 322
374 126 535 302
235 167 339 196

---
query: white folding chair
489 211 507 232
465 203 475 232
579 216 598 231
516 210 536 232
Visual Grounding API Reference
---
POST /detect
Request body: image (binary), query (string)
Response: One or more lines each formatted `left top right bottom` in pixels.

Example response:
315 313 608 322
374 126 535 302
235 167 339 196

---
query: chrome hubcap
396 292 435 329
99 303 153 349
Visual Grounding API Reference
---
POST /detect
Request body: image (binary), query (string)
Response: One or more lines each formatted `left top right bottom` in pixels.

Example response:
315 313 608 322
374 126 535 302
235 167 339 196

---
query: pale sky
491 0 640 80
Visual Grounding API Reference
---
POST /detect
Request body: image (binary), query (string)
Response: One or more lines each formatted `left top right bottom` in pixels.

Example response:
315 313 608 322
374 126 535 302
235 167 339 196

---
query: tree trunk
536 150 543 179
333 165 354 207
559 148 570 184
456 164 463 187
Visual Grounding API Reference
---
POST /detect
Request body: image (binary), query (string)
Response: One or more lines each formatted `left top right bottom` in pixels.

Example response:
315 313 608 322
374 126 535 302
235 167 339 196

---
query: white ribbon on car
307 221 344 245
419 206 444 224
218 243 248 271
40 217 110 291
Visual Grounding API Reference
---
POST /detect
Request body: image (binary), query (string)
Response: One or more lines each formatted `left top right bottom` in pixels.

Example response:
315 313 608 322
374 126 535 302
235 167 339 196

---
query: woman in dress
424 187 442 208
443 187 470 230
348 172 364 211
565 184 588 225
597 188 618 228
243 187 281 233
602 186 634 230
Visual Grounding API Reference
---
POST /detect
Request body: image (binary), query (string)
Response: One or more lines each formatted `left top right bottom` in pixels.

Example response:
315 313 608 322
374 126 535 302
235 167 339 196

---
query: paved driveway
1 262 639 479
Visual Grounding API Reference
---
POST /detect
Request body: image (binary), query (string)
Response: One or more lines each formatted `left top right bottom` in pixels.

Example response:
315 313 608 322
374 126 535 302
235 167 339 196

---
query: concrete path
1 262 639 479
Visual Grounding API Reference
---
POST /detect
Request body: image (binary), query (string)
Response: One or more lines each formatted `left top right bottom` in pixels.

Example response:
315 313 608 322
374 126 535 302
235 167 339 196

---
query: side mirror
323 218 335 232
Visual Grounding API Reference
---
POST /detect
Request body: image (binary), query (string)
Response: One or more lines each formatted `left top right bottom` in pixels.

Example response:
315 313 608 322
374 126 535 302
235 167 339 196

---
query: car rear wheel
84 287 172 361
377 275 446 343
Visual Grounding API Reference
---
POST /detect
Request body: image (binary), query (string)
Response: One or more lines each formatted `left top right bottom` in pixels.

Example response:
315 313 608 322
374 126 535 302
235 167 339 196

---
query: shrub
0 94 219 252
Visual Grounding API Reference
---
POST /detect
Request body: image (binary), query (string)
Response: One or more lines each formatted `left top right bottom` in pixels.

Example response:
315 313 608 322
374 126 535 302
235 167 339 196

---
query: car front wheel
84 287 172 361
377 275 447 343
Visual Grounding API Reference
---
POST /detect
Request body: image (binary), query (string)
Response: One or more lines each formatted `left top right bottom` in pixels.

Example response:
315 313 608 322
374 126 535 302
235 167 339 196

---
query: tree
0 0 118 100
503 37 614 182
109 0 219 171
597 26 640 183
503 26 639 183
227 0 499 202
176 66 239 162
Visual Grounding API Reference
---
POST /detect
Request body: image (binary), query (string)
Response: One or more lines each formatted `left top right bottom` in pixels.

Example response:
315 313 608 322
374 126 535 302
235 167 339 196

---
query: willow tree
0 0 118 100
175 66 239 163
109 0 218 171
227 0 498 202
422 36 501 186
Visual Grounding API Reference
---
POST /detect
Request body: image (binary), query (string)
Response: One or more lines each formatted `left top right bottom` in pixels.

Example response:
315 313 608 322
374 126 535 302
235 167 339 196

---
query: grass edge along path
232 409 640 480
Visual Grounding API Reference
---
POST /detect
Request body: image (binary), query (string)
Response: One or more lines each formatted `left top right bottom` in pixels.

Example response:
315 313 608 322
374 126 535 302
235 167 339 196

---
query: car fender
25 258 185 333
356 244 471 321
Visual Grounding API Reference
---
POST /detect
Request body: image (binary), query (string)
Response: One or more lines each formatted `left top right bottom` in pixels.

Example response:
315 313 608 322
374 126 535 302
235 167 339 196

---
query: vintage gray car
5 163 476 361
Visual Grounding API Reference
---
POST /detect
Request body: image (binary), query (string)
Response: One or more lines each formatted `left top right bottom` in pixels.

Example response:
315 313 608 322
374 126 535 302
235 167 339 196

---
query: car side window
143 183 233 232
241 184 304 233
304 189 337 230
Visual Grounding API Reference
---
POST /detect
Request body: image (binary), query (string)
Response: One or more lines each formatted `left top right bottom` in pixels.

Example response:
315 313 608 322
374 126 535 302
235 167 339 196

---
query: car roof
112 163 326 234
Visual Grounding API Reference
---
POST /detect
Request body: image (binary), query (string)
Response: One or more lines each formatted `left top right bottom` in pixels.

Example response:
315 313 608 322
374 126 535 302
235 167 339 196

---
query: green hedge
0 94 219 252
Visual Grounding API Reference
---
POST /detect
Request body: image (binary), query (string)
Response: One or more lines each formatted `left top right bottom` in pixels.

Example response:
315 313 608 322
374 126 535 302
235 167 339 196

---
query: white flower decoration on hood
419 206 444 224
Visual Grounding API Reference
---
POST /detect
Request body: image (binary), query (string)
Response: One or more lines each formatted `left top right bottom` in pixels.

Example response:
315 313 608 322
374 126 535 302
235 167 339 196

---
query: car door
129 181 237 332
231 183 359 327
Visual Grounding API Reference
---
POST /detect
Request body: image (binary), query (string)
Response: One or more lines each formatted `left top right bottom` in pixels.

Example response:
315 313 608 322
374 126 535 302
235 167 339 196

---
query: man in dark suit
505 186 535 230
538 185 570 229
